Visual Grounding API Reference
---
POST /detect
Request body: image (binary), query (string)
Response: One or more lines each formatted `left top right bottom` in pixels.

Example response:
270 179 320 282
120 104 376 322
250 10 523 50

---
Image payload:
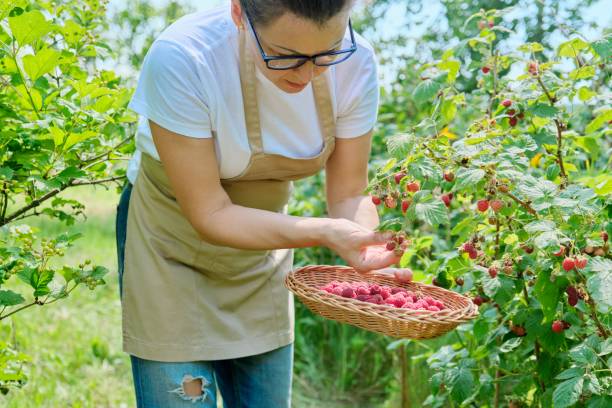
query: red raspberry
488 20 494 28
341 288 355 298
444 172 455 182
488 266 498 278
380 287 392 299
369 284 381 295
356 286 370 296
477 199 489 212
478 20 486 30
462 242 476 253
371 195 382 205
551 320 565 333
332 287 344 296
602 231 609 243
386 241 396 251
517 112 525 119
427 306 440 312
473 296 484 306
441 194 452 208
553 246 566 257
507 109 516 116
468 249 478 259
575 256 587 269
522 244 534 254
490 199 504 212
566 286 579 307
394 172 406 184
502 99 512 108
406 181 420 193
512 326 526 336
401 199 411 214
391 287 406 295
482 66 490 74
562 257 576 272
509 117 518 127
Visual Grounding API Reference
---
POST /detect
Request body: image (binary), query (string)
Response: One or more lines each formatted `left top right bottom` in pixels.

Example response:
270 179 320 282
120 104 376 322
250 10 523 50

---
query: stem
400 344 409 408
521 275 546 392
501 191 538 216
535 76 568 189
576 270 609 338
494 368 501 408
0 299 42 320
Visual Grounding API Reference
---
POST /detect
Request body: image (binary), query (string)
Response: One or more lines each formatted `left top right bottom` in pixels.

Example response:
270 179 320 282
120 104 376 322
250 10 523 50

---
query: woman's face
231 2 350 94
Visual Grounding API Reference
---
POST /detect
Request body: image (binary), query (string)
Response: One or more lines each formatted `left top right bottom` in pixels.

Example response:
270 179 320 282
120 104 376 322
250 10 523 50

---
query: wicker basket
285 265 479 339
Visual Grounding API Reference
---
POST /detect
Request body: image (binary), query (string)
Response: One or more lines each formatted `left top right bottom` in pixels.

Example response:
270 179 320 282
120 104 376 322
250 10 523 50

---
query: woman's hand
368 267 414 283
321 218 403 273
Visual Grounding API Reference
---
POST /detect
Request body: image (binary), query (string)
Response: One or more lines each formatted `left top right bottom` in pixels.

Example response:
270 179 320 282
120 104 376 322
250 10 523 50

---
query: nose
292 60 315 84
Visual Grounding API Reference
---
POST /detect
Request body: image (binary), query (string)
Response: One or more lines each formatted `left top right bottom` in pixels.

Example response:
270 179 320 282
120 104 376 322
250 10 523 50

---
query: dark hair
239 0 353 27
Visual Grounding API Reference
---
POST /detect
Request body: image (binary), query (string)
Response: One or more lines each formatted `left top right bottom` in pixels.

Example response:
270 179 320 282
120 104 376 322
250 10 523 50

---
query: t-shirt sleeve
128 39 213 138
335 43 380 138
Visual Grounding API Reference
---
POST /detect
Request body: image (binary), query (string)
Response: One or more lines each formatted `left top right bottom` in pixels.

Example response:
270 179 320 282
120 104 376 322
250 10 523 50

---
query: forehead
256 11 350 54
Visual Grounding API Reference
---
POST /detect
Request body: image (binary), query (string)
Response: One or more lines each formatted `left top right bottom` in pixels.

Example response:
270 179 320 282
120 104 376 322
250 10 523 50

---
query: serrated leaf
412 79 443 104
455 168 485 190
0 290 25 306
586 258 612 313
585 109 612 134
591 35 612 59
8 10 52 46
578 87 597 101
525 220 556 233
534 270 561 320
386 134 415 159
22 48 61 81
450 367 473 403
555 367 584 380
552 377 583 408
530 103 558 118
500 337 523 353
569 66 595 80
558 38 589 58
414 198 448 226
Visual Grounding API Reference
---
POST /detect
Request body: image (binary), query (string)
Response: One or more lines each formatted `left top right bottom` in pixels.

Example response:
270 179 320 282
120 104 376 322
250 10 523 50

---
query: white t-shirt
126 5 380 183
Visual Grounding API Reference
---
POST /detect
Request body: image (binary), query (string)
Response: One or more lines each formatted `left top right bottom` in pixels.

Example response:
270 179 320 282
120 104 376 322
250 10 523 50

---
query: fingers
393 268 413 282
354 250 401 273
358 230 394 247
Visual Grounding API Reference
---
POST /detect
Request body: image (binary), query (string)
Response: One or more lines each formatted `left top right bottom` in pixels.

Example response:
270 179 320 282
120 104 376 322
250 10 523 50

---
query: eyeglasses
244 11 357 70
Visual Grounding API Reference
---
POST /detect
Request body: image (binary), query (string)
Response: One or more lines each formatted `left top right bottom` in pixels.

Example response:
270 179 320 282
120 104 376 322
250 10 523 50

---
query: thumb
360 230 394 247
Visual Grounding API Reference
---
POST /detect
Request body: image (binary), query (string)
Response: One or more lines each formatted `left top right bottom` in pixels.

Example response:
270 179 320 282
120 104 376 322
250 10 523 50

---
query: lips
285 80 308 90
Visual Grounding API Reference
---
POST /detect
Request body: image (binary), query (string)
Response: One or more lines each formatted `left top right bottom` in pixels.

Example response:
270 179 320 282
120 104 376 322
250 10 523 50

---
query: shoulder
144 5 238 72
332 29 378 86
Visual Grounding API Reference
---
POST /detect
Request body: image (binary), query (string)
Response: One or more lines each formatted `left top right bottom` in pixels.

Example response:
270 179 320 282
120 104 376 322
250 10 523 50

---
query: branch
501 191 538 216
576 270 609 339
0 299 43 321
554 119 568 189
79 136 133 168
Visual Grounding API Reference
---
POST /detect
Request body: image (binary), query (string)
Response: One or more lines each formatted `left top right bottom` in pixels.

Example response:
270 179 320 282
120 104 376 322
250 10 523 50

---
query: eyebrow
271 38 344 55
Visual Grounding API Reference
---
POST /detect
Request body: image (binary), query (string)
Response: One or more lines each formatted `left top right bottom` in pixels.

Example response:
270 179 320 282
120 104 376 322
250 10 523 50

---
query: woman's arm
150 121 399 272
325 130 378 226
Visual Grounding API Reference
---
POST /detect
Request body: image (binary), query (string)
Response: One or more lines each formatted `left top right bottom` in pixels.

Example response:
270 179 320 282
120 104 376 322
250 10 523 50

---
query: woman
115 0 412 406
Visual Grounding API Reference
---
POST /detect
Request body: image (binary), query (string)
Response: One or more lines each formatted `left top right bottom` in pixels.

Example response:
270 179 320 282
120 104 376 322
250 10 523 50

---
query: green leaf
555 367 584 381
32 270 54 297
585 109 612 134
500 337 522 353
552 377 583 408
386 134 415 159
591 35 612 59
455 168 485 190
569 343 598 366
534 269 561 321
412 79 443 104
578 87 597 101
530 103 558 118
8 10 52 46
441 99 457 122
586 257 612 313
588 396 612 408
558 38 589 58
569 66 595 80
0 290 25 306
450 367 473 403
22 48 61 81
414 198 448 226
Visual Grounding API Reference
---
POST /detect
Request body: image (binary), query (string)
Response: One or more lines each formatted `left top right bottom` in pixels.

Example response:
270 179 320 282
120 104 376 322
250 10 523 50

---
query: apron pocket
195 240 273 280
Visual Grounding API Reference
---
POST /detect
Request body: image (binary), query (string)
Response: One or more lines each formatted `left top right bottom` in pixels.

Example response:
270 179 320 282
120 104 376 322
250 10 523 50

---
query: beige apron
122 32 336 362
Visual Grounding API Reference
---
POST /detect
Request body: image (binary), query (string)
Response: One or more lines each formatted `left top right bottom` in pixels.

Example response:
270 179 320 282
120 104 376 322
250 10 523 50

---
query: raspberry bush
369 9 611 407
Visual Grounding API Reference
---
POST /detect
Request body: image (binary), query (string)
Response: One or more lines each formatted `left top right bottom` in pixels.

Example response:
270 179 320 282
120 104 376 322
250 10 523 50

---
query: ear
230 0 244 30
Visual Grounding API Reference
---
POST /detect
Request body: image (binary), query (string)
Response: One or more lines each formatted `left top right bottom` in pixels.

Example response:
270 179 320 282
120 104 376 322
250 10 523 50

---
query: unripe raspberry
521 244 534 254
498 184 509 193
385 196 397 209
507 109 516 116
553 246 566 257
478 20 486 30
528 61 539 75
462 242 476 254
490 199 504 212
488 20 494 28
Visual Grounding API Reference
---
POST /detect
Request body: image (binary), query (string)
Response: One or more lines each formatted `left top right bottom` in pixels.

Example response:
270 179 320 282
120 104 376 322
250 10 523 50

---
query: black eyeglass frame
243 11 358 71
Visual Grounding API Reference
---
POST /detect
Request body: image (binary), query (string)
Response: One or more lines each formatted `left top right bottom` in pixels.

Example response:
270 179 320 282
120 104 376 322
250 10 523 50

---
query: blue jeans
115 182 293 408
